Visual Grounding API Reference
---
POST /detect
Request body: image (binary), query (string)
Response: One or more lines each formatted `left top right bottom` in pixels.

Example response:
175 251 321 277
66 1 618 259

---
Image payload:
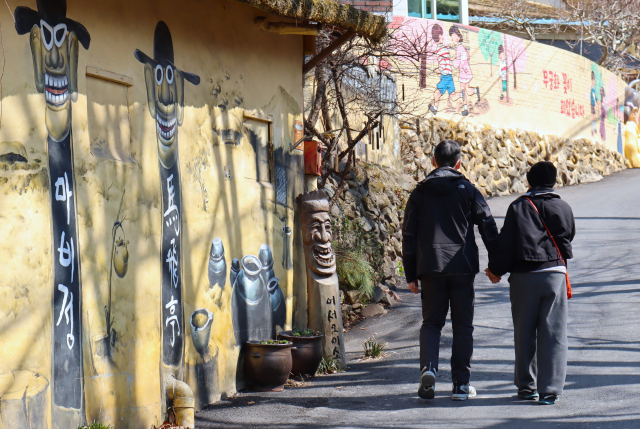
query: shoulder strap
525 197 566 266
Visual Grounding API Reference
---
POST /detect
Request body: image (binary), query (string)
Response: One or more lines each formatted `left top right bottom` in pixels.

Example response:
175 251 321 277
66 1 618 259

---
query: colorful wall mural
0 0 306 427
391 16 629 152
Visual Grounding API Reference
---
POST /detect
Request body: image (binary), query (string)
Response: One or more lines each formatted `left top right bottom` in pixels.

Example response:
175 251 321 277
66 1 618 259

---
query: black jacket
402 167 499 283
488 187 576 277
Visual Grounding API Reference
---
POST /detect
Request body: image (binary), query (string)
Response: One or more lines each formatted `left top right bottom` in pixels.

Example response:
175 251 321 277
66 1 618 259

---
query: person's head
449 26 462 43
498 45 504 59
526 161 557 188
432 139 461 169
432 24 443 43
624 86 640 123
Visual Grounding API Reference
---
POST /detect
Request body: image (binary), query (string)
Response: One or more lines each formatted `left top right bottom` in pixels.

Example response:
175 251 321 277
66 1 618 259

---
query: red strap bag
525 197 572 299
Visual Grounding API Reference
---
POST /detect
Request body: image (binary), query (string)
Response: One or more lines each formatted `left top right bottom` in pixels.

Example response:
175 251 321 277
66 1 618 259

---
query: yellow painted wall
392 17 628 154
0 0 306 427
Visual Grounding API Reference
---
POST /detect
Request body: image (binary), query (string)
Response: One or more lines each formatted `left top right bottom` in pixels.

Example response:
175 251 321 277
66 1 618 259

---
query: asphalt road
196 169 640 429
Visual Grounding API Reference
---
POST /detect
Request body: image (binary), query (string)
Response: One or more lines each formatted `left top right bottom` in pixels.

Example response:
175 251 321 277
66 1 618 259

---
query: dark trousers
420 274 475 385
509 272 568 396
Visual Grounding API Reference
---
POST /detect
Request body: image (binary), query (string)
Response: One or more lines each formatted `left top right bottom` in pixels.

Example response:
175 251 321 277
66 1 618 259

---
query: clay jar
277 331 324 380
267 277 286 336
244 341 293 391
190 308 213 356
113 238 129 278
208 238 226 289
231 255 272 345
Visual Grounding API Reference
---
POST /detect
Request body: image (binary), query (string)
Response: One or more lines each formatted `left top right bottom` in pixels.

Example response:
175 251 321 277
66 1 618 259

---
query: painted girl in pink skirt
449 26 480 116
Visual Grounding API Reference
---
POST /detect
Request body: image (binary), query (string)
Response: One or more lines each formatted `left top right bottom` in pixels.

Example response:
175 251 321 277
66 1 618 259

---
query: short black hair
527 161 557 188
434 139 461 167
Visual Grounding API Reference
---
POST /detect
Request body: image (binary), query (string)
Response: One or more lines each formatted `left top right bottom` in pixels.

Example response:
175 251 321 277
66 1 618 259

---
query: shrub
316 357 343 375
79 422 113 429
363 336 386 358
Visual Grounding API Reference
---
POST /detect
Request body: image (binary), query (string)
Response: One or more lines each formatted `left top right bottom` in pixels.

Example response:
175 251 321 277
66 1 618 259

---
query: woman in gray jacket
486 161 576 405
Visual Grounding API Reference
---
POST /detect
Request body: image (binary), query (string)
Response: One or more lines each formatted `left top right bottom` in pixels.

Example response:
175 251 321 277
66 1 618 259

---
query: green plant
397 260 404 277
316 356 343 375
335 248 375 299
292 327 320 337
79 422 113 429
259 339 290 345
363 336 386 358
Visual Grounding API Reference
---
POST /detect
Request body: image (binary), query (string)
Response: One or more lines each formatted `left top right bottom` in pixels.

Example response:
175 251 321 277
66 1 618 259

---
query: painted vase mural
208 237 227 289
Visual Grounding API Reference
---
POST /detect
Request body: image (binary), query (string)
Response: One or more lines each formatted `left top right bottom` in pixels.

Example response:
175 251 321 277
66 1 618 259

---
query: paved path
196 169 640 428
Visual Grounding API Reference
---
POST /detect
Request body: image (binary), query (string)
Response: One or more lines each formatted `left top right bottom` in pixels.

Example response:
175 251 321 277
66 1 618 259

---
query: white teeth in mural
156 115 177 141
44 73 69 106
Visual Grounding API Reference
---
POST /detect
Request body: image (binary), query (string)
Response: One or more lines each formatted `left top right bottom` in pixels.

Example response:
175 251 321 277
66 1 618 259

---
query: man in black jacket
402 139 499 401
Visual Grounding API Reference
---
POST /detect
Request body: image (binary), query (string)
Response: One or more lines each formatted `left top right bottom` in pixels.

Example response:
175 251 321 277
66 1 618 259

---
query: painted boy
498 45 507 101
428 24 455 116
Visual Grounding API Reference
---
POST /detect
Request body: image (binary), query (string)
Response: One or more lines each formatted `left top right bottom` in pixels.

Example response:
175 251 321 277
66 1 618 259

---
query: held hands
484 268 502 284
408 280 420 294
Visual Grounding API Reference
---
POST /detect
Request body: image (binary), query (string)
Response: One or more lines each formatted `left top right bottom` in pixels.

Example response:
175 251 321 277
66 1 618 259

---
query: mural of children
600 86 606 141
591 72 597 135
498 45 507 100
616 98 623 154
449 26 480 116
428 24 455 116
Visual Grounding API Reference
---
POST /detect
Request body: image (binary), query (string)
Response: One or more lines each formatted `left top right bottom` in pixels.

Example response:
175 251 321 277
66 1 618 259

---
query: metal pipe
165 374 195 428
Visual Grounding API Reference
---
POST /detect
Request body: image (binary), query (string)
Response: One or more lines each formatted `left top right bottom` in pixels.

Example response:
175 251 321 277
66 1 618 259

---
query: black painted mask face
135 21 200 169
142 59 184 169
30 20 79 141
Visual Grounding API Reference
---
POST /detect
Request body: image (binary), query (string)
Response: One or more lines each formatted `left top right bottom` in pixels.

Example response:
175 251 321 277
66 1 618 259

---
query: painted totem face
29 21 79 141
302 210 336 276
143 60 186 169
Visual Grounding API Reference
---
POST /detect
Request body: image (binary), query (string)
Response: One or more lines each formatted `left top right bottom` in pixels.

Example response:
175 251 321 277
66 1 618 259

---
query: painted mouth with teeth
312 243 335 268
45 73 69 106
156 114 177 142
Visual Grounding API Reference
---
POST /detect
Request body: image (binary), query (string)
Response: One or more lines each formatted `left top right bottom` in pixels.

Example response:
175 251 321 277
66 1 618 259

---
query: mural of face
300 191 336 277
135 21 200 169
15 0 90 141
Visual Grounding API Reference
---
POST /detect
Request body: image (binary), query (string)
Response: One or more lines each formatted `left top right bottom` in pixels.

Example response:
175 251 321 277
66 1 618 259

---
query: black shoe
418 368 436 399
462 109 469 116
538 394 559 405
500 93 504 101
518 389 539 400
429 105 438 115
452 383 476 401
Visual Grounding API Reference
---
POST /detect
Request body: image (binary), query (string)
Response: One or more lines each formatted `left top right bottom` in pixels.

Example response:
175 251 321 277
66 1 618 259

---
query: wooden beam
254 17 319 36
303 29 356 74
86 66 133 86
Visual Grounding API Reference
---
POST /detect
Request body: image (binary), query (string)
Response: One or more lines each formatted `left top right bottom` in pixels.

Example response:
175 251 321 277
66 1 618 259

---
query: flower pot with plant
277 327 324 379
244 339 293 391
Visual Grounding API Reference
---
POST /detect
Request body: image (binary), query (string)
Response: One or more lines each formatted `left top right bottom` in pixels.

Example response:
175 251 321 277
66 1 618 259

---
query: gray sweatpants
509 271 568 396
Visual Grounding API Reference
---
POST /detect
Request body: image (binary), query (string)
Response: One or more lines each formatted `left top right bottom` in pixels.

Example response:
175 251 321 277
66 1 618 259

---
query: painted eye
155 64 163 85
40 20 54 50
54 23 67 48
166 65 174 84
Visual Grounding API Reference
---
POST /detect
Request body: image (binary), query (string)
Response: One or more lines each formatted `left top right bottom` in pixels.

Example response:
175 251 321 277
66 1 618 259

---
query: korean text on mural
55 171 76 349
164 174 181 347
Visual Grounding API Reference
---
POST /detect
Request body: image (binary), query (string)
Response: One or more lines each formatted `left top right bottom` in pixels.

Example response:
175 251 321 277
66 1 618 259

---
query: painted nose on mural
160 79 174 106
45 43 65 70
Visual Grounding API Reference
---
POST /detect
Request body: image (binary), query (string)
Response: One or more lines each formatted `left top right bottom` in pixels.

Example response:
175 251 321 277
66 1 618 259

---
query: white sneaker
452 383 477 401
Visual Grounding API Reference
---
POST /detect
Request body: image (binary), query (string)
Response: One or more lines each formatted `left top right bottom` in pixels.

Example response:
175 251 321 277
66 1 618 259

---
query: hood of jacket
524 186 561 200
417 167 466 196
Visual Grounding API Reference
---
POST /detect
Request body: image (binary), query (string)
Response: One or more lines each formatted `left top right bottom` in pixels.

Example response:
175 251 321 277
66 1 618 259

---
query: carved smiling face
302 210 336 276
29 21 79 141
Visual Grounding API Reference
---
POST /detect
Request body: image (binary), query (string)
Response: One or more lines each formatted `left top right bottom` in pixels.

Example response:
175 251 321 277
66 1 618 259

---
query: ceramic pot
277 331 324 379
113 238 129 278
244 340 293 391
258 244 275 285
208 238 226 289
190 308 213 356
231 255 272 345
267 277 286 335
